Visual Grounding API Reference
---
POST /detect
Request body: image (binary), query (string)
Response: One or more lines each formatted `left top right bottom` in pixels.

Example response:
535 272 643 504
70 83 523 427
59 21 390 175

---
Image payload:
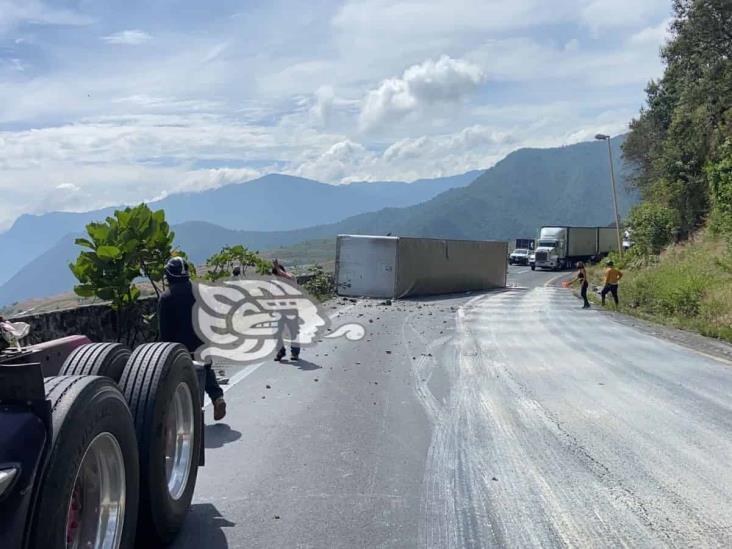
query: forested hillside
623 0 731 245
599 0 732 342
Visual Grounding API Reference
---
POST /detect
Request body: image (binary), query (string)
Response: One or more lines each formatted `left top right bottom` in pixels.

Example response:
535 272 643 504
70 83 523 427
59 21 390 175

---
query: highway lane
173 266 732 548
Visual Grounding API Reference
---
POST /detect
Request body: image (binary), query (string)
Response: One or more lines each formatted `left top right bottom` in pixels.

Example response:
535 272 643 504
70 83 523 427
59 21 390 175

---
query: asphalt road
172 265 732 548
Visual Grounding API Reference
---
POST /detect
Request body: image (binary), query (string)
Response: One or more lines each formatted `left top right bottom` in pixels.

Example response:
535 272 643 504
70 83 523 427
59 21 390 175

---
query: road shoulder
568 287 732 366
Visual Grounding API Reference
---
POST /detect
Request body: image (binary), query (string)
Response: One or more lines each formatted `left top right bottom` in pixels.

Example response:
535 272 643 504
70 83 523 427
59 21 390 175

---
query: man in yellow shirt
601 260 623 307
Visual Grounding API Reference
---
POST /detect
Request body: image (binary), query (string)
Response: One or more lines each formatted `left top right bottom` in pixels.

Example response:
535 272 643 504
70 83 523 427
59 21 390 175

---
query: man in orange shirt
601 260 623 307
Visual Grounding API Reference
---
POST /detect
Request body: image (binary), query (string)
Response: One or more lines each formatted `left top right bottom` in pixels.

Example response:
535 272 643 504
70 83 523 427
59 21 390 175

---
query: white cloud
580 0 670 32
291 125 513 185
101 30 152 45
359 55 485 131
333 1 577 40
294 140 371 183
629 18 673 46
309 86 336 126
179 168 261 193
0 0 92 34
56 182 80 193
0 0 675 230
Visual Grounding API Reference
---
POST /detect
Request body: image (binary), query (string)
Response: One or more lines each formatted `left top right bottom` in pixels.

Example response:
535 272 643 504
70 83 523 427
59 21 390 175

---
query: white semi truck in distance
532 226 619 271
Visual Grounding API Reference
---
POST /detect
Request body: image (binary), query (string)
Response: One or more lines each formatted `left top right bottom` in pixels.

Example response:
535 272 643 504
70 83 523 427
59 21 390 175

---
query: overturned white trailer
335 235 507 299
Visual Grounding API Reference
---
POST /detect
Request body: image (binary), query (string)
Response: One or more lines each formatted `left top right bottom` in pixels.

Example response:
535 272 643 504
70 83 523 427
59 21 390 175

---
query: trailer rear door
335 235 397 298
598 227 619 254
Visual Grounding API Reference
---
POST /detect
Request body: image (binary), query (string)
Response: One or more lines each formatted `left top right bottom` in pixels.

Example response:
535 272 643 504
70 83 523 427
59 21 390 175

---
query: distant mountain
171 137 637 250
0 234 82 308
0 137 637 306
0 171 481 287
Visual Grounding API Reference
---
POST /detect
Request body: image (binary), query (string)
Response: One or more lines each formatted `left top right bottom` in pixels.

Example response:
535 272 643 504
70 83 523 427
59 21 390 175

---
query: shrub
626 202 679 257
706 142 732 241
205 245 271 281
301 264 334 301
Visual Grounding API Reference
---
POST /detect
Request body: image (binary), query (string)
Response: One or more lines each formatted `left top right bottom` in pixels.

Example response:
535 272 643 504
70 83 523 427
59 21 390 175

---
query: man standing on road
271 259 301 362
601 260 623 308
159 257 227 420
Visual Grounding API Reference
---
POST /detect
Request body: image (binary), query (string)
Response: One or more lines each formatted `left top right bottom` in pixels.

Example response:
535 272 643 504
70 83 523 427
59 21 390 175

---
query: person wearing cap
159 257 227 420
601 260 623 308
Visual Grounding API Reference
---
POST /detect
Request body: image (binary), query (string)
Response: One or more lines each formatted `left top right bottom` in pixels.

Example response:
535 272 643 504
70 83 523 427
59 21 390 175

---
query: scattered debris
385 350 392 354
266 384 271 389
314 378 319 382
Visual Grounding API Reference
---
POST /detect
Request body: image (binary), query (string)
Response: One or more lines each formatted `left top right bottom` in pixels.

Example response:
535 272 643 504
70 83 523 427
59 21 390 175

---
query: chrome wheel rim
66 433 126 549
164 382 194 500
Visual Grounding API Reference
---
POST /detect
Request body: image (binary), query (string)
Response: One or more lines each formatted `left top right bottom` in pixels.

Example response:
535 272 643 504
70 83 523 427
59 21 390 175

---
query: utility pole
595 134 623 257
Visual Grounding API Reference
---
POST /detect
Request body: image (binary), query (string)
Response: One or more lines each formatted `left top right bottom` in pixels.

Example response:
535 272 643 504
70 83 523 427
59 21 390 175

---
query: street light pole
595 134 623 257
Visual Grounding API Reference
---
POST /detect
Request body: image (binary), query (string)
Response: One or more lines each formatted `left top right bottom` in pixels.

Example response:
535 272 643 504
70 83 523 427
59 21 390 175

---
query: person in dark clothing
159 257 227 420
271 259 301 362
571 261 591 309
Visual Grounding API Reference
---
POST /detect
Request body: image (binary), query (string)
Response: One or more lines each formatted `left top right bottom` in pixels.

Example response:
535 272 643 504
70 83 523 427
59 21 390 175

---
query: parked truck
532 226 619 271
0 336 206 549
507 238 535 254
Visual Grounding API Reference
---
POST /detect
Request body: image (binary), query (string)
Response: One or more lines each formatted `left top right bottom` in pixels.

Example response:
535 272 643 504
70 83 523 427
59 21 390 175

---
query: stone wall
12 297 158 347
9 273 330 346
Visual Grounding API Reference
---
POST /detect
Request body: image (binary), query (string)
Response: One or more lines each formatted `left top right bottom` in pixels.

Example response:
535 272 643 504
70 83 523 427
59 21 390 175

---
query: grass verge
585 231 732 343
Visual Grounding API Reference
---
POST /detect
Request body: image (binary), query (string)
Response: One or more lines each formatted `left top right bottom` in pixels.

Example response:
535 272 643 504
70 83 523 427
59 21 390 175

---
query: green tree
204 245 272 281
623 0 732 238
69 204 182 343
706 141 732 240
626 203 679 257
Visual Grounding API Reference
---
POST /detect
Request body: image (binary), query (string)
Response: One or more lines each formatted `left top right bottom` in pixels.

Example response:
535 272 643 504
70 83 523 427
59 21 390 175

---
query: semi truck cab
533 227 568 270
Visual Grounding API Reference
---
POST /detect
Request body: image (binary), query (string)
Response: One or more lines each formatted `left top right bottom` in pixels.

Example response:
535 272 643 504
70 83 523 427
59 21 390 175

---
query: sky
0 0 673 230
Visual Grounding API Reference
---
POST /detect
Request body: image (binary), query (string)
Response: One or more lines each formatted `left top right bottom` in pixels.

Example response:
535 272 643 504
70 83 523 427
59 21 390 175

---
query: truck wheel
59 342 131 383
120 343 202 547
29 376 139 549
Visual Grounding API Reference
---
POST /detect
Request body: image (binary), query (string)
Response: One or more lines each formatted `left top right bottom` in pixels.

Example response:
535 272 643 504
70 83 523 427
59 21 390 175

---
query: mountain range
1 136 636 307
0 171 482 288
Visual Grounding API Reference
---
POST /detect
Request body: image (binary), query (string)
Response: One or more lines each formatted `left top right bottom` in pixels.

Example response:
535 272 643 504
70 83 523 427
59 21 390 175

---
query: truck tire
59 342 131 383
28 376 140 549
119 343 202 547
